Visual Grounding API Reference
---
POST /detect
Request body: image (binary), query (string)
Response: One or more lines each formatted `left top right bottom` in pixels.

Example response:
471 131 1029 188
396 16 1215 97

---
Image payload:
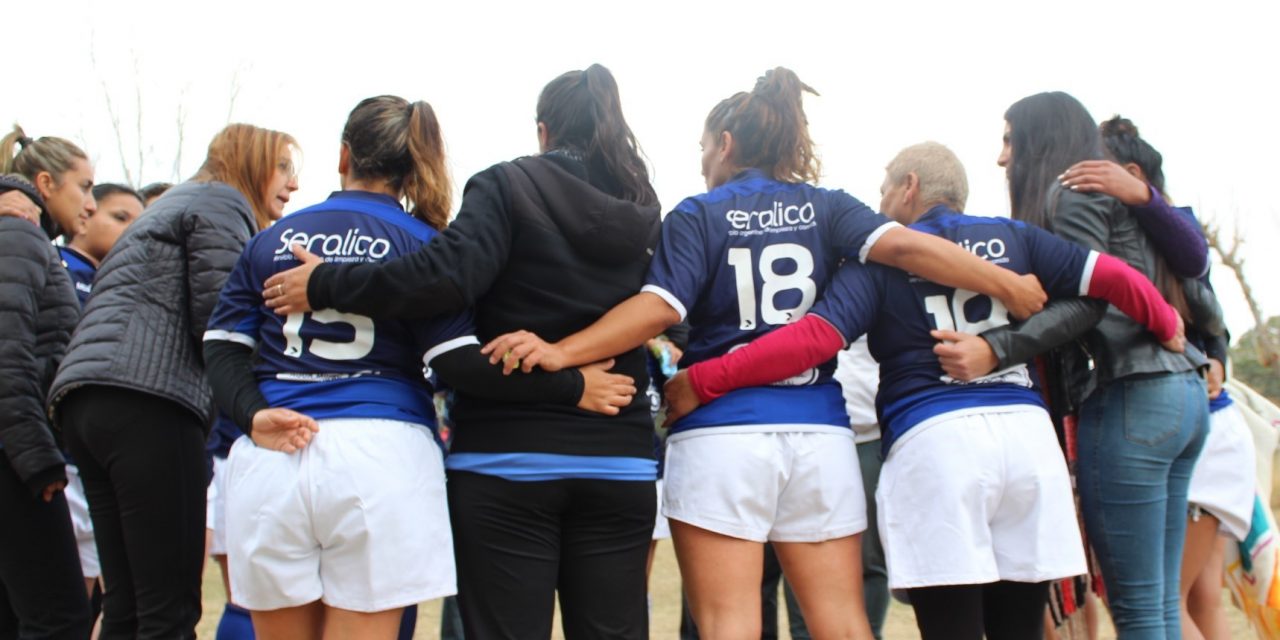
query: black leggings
909 581 1050 640
0 456 92 640
61 386 207 640
447 470 655 639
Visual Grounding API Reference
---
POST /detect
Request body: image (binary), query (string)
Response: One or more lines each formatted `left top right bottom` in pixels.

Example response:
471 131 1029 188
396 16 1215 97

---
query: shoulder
1051 184 1122 220
2 216 56 255
813 184 866 206
151 180 248 214
0 219 56 289
467 162 515 192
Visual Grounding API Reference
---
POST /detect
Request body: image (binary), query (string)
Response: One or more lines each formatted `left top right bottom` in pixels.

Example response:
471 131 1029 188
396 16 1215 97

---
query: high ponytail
704 67 821 184
403 101 451 230
536 64 657 206
341 95 452 230
1 124 89 185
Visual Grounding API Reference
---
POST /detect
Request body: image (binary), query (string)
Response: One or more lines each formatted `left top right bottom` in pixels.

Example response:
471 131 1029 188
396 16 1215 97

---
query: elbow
657 302 682 330
1168 251 1209 280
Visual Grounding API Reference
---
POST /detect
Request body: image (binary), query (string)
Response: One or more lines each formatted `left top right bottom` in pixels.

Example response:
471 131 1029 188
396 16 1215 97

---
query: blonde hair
885 141 969 211
0 124 88 186
192 123 297 232
342 96 452 230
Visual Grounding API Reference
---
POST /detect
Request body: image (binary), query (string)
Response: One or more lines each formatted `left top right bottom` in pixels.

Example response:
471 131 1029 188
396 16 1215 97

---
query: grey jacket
981 185 1215 409
48 181 256 428
0 218 79 490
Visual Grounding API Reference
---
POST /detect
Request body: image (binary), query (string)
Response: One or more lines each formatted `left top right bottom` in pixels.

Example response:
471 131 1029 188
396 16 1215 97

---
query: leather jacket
980 185 1218 413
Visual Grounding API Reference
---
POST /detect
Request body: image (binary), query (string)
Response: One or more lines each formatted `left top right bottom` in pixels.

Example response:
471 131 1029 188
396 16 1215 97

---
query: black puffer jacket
0 218 79 491
48 181 256 429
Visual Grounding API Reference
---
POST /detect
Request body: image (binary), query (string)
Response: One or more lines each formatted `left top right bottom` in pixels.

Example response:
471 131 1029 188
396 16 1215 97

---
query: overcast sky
8 0 1278 344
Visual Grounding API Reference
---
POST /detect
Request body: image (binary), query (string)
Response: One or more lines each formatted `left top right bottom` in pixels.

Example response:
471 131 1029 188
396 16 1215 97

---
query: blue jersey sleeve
1018 223 1092 299
205 240 264 348
643 202 709 320
808 262 884 344
827 190 899 263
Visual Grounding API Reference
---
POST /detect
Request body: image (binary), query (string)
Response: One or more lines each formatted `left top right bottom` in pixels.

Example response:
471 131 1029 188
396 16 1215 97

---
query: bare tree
90 38 241 187
1204 218 1280 377
172 86 189 183
226 67 243 124
90 40 135 187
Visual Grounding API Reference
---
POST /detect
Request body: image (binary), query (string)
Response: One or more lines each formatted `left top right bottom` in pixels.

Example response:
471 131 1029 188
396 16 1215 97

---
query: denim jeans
1077 371 1208 639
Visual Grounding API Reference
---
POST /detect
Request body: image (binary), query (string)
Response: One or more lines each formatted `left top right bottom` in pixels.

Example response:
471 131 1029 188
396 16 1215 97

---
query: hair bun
1100 115 1140 139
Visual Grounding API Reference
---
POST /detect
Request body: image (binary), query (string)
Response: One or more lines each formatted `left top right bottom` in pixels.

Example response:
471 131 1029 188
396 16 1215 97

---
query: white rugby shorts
64 464 99 579
663 430 866 543
206 453 235 556
877 405 1087 589
1189 403 1257 541
225 418 455 612
652 479 671 541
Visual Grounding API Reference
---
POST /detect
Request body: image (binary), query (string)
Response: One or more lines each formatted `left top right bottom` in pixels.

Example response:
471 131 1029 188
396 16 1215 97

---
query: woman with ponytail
262 68 659 637
204 94 633 639
0 173 91 638
478 68 1048 638
1 126 96 241
47 123 297 638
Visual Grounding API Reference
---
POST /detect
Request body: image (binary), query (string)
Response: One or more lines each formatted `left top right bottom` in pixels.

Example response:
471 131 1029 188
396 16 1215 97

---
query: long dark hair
1099 115 1190 320
535 64 657 206
342 95 452 230
705 67 821 184
1100 115 1166 197
1004 92 1103 228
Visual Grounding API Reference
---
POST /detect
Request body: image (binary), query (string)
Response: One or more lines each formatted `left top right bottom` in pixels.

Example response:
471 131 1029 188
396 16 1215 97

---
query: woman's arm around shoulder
271 166 514 320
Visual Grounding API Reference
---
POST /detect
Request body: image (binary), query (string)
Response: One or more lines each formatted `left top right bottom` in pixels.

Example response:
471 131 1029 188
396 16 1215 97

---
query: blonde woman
48 124 298 639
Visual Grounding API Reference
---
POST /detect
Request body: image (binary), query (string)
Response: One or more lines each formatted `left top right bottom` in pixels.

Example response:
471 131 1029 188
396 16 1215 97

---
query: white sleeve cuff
857 221 903 264
1079 250 1100 296
203 329 257 348
640 285 688 322
423 336 481 367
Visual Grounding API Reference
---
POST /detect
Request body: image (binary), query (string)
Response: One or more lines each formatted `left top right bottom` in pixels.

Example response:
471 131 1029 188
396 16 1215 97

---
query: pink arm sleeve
688 314 846 403
1085 252 1179 342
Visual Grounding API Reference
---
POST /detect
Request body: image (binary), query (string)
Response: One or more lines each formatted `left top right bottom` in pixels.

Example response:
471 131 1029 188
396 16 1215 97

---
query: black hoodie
309 153 662 459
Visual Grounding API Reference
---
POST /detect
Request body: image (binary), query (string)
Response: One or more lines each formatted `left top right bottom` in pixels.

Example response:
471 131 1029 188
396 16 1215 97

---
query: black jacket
0 218 79 492
48 181 257 429
982 186 1215 410
309 153 662 458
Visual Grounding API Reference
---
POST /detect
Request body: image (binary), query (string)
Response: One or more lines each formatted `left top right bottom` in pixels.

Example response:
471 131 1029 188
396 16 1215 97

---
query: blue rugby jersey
810 205 1102 453
58 246 95 307
644 169 898 436
206 413 241 459
204 191 476 428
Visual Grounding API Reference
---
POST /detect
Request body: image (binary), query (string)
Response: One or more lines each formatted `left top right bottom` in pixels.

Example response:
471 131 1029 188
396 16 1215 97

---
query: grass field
197 537 1256 639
